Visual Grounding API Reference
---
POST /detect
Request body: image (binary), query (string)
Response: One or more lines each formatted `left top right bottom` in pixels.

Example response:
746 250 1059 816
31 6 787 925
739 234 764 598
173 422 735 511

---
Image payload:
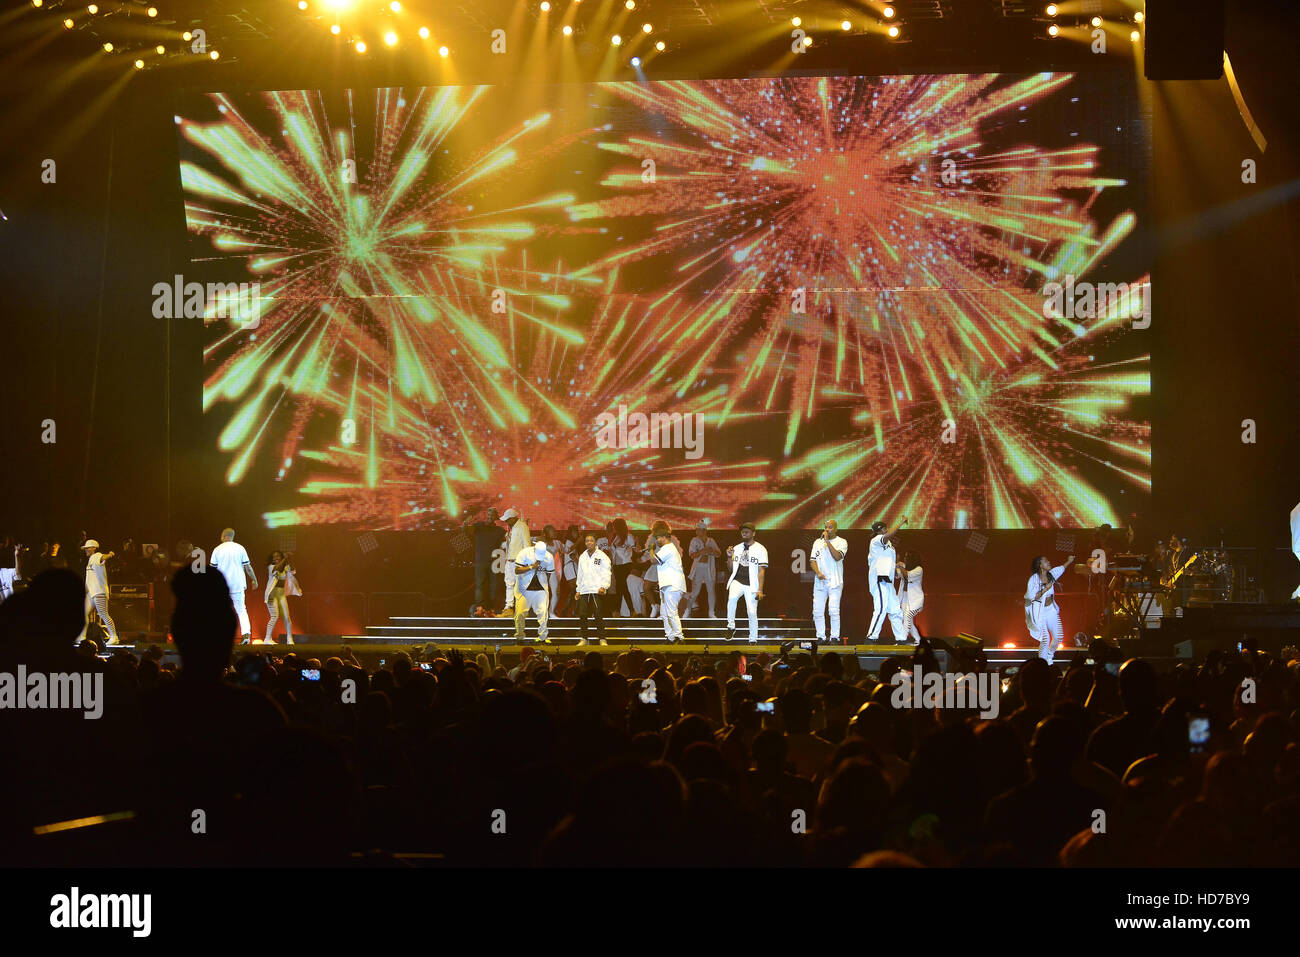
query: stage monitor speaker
1144 0 1225 81
108 583 154 636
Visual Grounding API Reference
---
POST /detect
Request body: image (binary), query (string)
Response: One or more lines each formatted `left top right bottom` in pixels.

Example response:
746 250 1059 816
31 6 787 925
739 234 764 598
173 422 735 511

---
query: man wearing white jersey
514 540 554 643
1025 553 1073 665
575 534 611 645
80 539 119 644
866 517 908 643
651 527 687 642
212 528 258 643
725 523 767 643
810 520 848 643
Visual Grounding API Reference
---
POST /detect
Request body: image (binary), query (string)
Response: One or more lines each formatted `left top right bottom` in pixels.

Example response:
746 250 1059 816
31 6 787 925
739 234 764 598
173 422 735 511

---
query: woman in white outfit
895 550 924 643
1024 554 1073 665
265 550 301 644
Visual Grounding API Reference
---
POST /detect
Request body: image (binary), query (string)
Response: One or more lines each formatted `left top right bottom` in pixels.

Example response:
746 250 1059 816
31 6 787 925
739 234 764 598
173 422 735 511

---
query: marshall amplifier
108 583 154 637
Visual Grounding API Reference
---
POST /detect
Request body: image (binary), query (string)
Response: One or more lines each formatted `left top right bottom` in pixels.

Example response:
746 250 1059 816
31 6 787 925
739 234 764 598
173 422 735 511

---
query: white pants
660 586 684 640
813 579 843 641
503 569 517 610
901 594 924 641
727 580 759 641
266 588 293 643
867 577 904 642
230 589 251 637
685 576 716 618
0 567 16 601
514 585 549 639
1029 601 1063 665
621 574 644 616
83 592 118 642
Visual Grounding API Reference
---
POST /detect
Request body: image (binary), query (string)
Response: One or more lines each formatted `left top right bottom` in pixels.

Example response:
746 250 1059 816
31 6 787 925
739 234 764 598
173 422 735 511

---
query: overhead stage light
1135 11 1144 23
102 41 113 51
882 5 895 18
1091 16 1102 27
630 56 640 66
1048 24 1059 36
63 18 73 28
418 26 429 38
611 33 621 45
841 20 851 31
134 59 144 69
87 3 98 13
562 24 572 35
1046 3 1057 15
209 49 219 59
384 31 398 46
540 1 550 10
147 5 158 14
155 44 165 54
331 24 341 34
390 1 401 10
1130 29 1140 41
790 16 800 26
355 40 366 52
438 44 448 56
655 40 664 51
887 24 899 38
802 35 812 46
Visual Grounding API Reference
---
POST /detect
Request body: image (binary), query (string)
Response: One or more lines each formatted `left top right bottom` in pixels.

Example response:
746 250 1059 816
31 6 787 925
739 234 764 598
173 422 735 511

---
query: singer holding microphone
1024 553 1074 665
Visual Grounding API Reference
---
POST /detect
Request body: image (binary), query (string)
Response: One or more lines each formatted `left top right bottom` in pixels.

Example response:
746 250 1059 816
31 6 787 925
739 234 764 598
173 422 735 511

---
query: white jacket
576 548 612 595
265 564 301 601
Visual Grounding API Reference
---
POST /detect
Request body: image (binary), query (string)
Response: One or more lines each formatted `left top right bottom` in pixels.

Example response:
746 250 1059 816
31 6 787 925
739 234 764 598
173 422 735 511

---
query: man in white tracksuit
1024 554 1074 665
212 528 258 643
866 518 908 643
725 523 767 642
652 528 687 642
514 540 554 643
686 521 721 618
575 534 611 645
810 520 848 643
499 507 530 616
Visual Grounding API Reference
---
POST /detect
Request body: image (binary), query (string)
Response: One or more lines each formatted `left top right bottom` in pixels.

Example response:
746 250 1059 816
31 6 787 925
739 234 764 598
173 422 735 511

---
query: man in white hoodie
575 534 611 646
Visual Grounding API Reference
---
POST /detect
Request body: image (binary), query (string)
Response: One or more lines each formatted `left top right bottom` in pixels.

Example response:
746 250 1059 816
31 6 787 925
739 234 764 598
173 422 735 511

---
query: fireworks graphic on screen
178 73 1149 530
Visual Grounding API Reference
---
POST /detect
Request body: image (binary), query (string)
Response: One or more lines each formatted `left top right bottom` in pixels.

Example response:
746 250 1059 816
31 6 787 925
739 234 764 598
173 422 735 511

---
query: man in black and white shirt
575 534 611 646
725 522 768 643
513 540 554 643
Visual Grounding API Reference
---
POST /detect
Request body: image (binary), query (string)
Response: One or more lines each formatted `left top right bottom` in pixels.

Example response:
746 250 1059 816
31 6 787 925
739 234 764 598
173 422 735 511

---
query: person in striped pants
81 539 119 645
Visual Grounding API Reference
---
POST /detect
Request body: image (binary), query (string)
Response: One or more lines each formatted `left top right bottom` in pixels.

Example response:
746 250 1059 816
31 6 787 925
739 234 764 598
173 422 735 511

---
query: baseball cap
500 507 519 521
696 520 708 530
82 539 99 551
740 522 756 533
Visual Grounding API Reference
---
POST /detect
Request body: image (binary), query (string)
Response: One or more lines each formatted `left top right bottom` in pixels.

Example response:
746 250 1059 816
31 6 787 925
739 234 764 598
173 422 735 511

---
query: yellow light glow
438 44 448 56
390 0 401 9
87 3 98 12
641 22 651 33
1046 3 1057 15
562 24 572 35
1091 16 1102 27
183 31 192 40
790 16 800 26
156 44 165 54
625 0 634 8
384 31 398 45
134 59 144 69
611 33 621 45
1048 24 1059 36
655 40 664 50
355 40 366 52
540 0 550 9
63 17 73 28
32 0 42 8
802 35 812 46
887 24 899 38
102 41 112 51
1130 29 1139 41
209 49 219 59
1135 11 1144 23
840 20 851 30
418 26 429 38
882 5 895 18
147 1 157 10
331 24 341 34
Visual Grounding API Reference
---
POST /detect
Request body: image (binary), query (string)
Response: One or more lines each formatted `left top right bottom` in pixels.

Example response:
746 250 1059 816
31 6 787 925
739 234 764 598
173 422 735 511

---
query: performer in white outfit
1024 553 1074 665
686 521 722 618
211 528 258 643
1290 502 1300 600
80 539 119 644
575 534 611 645
895 550 924 643
651 527 687 642
513 540 554 643
866 517 908 643
0 536 18 601
498 508 530 616
264 550 301 644
726 523 768 643
810 520 848 643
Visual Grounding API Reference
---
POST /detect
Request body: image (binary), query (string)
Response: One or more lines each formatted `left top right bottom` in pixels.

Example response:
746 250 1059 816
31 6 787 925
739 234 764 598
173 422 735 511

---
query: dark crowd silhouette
1 567 1298 867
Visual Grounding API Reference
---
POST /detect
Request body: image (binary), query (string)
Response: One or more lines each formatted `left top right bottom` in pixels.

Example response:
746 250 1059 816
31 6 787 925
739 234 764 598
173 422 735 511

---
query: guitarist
1024 554 1074 665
